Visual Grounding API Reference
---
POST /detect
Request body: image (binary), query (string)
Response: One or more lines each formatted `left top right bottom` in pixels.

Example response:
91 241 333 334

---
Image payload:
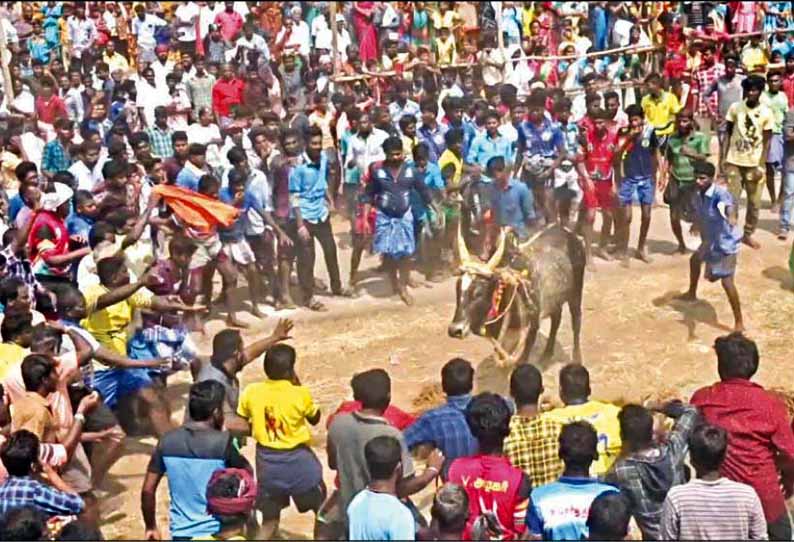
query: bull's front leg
517 317 540 364
542 307 563 361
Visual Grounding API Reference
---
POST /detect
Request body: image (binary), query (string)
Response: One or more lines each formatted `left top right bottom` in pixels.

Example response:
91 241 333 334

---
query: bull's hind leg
569 296 583 363
542 307 563 361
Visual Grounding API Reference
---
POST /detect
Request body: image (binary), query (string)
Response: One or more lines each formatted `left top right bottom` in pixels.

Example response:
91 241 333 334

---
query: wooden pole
0 19 14 104
330 1 339 77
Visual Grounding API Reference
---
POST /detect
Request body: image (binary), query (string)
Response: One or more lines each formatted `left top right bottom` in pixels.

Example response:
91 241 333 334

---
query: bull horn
457 222 474 265
487 229 507 271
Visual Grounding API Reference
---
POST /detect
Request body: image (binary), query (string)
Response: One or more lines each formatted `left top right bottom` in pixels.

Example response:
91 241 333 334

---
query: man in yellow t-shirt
723 75 775 249
641 73 682 138
543 364 622 478
237 344 323 539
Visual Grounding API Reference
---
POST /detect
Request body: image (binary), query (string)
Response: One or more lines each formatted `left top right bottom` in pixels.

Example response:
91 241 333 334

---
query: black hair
625 104 644 119
102 159 127 180
198 174 221 195
169 236 197 258
618 404 654 449
432 483 469 535
56 286 85 319
97 255 125 286
104 207 135 230
441 358 474 397
586 492 631 541
211 329 243 365
281 127 303 147
264 344 296 380
188 380 226 421
350 369 391 411
420 97 439 115
0 430 39 476
14 161 37 183
0 506 47 541
559 421 599 470
554 96 573 112
0 277 25 307
510 364 543 406
364 435 402 480
129 131 151 149
725 53 740 64
1 312 32 343
486 156 506 175
171 131 188 144
559 363 590 402
413 142 430 162
307 125 324 141
89 222 116 249
465 393 511 452
382 136 403 154
603 90 619 102
483 109 500 122
744 74 767 92
445 128 463 147
54 118 74 130
30 323 62 354
689 423 728 472
644 72 663 85
21 354 55 392
73 189 95 210
57 520 105 541
715 332 759 380
189 143 208 156
398 114 416 133
227 146 247 166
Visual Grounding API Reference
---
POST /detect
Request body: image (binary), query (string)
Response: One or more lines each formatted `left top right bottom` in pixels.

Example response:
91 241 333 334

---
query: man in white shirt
479 37 506 91
235 23 270 63
276 6 311 59
67 8 97 73
174 2 200 57
68 141 105 192
315 15 352 64
151 46 176 93
131 4 168 64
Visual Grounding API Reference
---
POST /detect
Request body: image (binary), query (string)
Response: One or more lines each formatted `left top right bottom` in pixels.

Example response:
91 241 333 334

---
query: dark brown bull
448 225 585 365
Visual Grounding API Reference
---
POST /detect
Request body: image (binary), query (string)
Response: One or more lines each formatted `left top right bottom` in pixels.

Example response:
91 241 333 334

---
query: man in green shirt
665 111 711 253
761 70 788 211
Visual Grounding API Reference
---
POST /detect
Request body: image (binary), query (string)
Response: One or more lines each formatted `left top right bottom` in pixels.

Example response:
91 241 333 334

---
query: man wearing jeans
288 127 351 311
778 108 794 240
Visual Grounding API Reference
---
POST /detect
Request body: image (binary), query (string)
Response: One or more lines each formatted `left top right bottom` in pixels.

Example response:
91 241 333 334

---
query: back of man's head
21 354 54 392
715 332 759 381
441 358 474 397
586 492 631 541
351 369 391 412
0 506 47 541
188 380 226 422
618 404 654 451
364 435 402 481
0 430 40 477
432 483 469 536
510 364 543 406
559 421 598 470
465 393 511 452
264 344 296 380
689 423 728 474
559 364 591 404
58 519 105 541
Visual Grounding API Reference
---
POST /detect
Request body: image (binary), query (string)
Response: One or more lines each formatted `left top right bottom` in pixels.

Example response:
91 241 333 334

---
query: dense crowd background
0 1 793 540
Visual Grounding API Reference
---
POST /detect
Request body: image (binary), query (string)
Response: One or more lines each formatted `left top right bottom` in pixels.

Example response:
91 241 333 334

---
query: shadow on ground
653 291 732 340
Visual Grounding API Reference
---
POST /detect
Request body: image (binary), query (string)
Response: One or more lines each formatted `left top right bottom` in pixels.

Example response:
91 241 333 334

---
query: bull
448 224 585 365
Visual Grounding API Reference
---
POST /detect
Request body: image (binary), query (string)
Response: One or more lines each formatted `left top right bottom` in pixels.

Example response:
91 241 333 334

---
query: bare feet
771 202 781 214
594 247 613 261
674 292 697 302
675 244 689 255
741 235 760 249
251 304 267 319
635 248 653 264
226 314 250 328
305 297 328 312
398 289 415 306
275 298 296 310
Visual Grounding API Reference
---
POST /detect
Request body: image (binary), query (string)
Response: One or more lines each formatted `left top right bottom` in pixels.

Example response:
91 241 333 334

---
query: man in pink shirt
213 1 243 43
212 63 245 128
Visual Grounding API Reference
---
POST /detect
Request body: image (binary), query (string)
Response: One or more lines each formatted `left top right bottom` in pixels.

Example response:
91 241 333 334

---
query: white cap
41 182 73 212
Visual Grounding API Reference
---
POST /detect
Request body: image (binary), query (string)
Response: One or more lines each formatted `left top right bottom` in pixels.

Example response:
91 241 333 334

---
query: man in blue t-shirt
615 104 659 265
527 421 618 540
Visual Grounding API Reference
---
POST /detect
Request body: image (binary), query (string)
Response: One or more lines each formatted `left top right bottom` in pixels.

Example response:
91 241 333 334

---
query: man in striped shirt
660 424 767 540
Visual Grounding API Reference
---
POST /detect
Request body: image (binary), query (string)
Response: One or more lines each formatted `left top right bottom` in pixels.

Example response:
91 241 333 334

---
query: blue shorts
618 175 655 206
697 244 738 282
93 367 154 409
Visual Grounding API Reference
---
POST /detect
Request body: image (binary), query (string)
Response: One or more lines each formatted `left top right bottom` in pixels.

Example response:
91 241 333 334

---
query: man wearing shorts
665 111 711 253
577 107 619 268
677 161 744 332
616 105 659 265
237 345 325 539
762 70 788 211
722 75 774 250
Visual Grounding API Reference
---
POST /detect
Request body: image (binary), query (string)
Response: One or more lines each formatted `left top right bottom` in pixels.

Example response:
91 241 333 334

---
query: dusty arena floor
100 198 794 539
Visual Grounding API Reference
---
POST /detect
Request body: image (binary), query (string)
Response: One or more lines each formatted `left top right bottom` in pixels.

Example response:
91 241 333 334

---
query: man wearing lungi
362 137 436 306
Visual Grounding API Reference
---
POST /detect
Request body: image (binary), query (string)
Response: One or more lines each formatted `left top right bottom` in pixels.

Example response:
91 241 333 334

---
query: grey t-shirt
327 411 415 524
709 74 745 120
784 109 794 171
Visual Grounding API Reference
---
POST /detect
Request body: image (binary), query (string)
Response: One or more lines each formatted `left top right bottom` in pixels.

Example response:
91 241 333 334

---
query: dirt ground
98 194 794 539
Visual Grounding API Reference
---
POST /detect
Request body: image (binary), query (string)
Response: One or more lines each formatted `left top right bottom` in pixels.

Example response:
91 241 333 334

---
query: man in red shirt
782 53 794 107
212 63 245 128
691 332 794 541
577 107 619 269
213 1 244 43
443 393 530 541
34 79 67 135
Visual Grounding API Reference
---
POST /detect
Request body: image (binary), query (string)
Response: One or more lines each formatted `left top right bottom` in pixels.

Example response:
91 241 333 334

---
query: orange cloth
152 184 240 234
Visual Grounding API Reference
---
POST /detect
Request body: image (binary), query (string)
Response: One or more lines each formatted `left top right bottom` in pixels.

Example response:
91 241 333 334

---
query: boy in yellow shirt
543 364 622 477
237 344 323 539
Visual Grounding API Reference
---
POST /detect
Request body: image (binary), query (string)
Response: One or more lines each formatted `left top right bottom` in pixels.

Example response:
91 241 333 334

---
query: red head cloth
206 468 257 516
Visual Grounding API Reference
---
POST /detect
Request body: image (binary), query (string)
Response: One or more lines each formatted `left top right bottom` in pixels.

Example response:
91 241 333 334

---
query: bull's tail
563 226 585 363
